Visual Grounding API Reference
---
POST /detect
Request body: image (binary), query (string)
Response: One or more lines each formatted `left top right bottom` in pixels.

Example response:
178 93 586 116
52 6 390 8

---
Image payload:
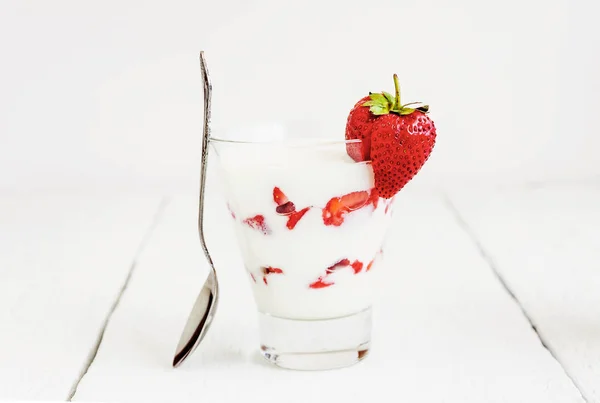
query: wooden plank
70 188 584 402
447 183 599 402
0 190 164 400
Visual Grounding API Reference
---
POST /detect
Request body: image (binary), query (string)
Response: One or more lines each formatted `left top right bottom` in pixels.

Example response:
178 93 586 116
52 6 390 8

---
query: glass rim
208 136 362 147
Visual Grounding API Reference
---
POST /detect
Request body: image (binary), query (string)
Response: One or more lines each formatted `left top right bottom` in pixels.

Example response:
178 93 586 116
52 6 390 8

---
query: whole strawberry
345 74 436 198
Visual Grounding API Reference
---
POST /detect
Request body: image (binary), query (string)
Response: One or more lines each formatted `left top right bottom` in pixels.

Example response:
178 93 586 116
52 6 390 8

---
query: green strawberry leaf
370 105 390 115
363 93 392 110
382 91 395 105
398 108 416 115
416 105 430 113
369 93 388 104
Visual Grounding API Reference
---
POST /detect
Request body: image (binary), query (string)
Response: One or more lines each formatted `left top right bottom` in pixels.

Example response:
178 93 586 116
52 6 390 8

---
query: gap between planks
66 197 170 401
441 192 589 403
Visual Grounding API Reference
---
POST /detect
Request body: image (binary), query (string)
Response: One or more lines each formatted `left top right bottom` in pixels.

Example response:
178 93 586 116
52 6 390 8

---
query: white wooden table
1 183 598 402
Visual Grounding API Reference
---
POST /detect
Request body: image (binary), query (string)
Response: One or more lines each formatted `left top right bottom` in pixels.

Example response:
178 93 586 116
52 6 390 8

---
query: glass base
258 307 372 371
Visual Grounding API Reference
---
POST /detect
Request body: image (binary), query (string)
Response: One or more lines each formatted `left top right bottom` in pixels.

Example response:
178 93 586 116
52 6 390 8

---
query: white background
1 0 598 192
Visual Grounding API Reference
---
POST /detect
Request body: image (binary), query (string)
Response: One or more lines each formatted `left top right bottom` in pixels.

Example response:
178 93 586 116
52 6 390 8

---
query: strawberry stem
393 74 401 109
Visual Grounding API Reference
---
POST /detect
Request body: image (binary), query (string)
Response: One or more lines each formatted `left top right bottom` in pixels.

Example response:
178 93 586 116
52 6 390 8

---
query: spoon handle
198 50 214 267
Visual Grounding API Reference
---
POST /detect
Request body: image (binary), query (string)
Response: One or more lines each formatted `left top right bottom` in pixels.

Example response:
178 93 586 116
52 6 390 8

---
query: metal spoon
172 50 219 368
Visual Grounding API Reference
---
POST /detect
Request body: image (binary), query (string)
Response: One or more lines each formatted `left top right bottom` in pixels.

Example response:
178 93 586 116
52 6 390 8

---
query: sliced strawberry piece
286 207 310 230
309 278 334 289
322 197 345 226
262 266 283 285
340 191 369 211
276 201 296 215
351 260 363 274
273 187 289 206
322 190 370 226
309 258 364 288
243 215 271 235
325 258 350 274
264 267 283 274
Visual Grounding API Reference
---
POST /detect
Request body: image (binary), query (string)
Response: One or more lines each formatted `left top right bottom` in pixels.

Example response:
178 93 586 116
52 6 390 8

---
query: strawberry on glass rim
345 74 437 199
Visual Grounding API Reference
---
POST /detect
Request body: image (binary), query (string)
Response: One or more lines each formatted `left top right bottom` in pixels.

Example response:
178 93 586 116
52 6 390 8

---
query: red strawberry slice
262 266 283 285
309 278 334 289
273 187 289 206
286 207 310 230
341 191 369 211
276 201 296 215
322 197 344 226
309 258 364 289
351 260 363 274
322 191 369 226
264 267 283 275
326 258 350 274
243 215 271 235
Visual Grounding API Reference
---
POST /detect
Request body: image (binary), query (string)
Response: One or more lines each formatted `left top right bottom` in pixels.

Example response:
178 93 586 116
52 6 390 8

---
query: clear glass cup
210 135 396 370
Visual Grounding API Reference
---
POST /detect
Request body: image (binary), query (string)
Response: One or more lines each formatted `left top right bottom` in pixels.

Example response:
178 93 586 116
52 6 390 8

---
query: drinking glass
210 136 395 370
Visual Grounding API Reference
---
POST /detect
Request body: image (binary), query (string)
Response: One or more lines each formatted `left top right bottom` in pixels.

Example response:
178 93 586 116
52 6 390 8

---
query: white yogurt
212 140 395 320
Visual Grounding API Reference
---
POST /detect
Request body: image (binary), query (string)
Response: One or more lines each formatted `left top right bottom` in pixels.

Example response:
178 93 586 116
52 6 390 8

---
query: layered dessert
213 141 394 319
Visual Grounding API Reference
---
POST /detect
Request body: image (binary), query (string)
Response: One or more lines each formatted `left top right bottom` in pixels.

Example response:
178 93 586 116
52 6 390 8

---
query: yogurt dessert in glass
211 137 393 370
210 74 436 370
